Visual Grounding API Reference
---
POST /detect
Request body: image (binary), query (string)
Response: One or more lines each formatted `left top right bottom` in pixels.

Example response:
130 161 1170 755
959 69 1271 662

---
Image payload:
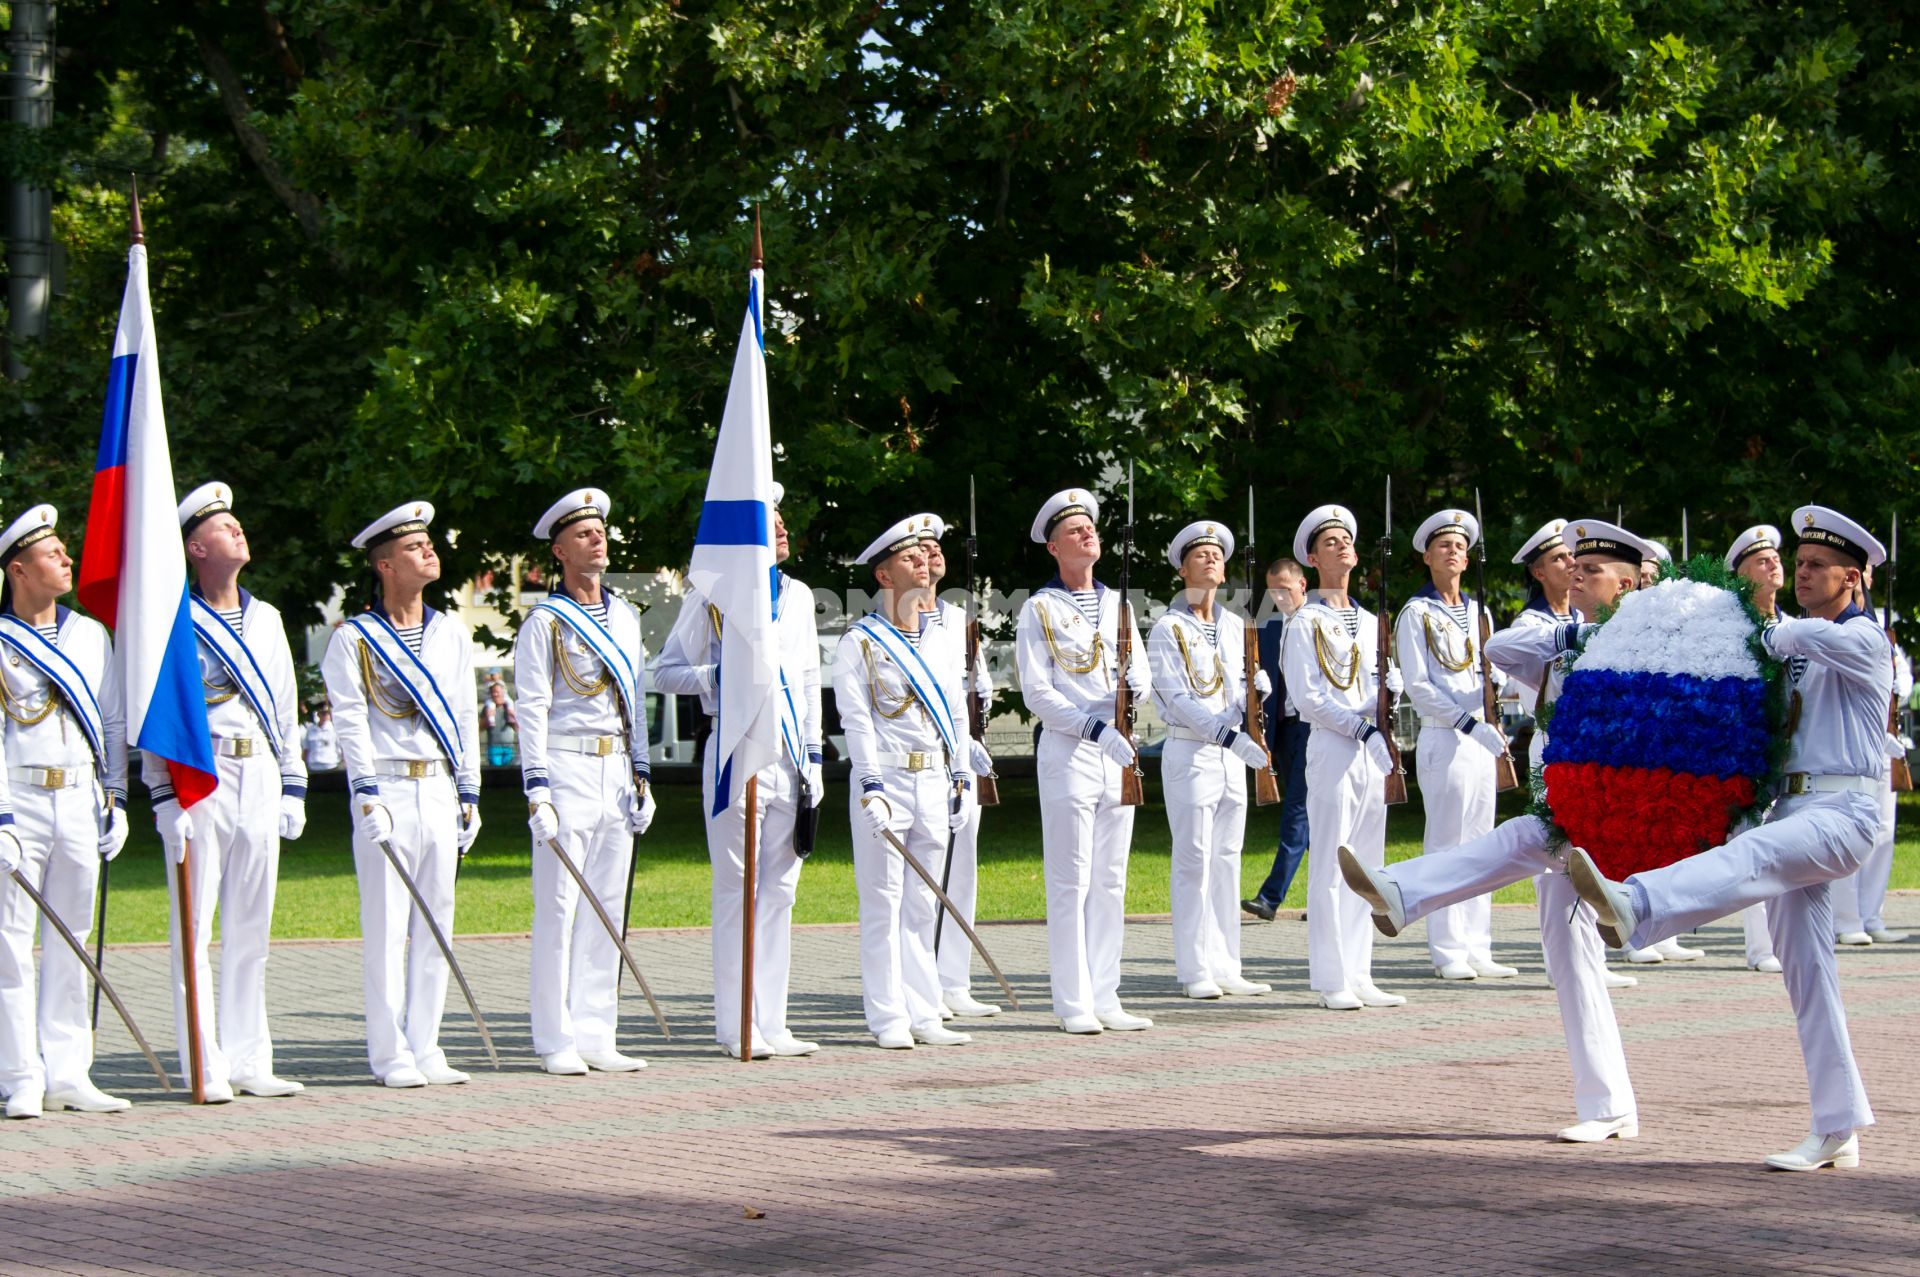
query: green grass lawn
95 780 1920 944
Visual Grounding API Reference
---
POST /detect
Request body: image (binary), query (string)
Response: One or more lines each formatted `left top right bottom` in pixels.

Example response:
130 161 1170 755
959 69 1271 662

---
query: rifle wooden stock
1479 608 1521 793
967 616 1000 806
1890 688 1912 792
1377 603 1408 806
1244 621 1281 806
1115 595 1145 807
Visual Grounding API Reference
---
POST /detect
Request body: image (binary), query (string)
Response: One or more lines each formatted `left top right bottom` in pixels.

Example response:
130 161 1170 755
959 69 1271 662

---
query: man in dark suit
1243 558 1311 919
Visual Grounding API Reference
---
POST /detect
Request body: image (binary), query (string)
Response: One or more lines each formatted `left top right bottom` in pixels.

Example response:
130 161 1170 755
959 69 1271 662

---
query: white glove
627 785 657 836
279 795 307 841
1253 669 1273 698
99 807 129 862
154 799 194 866
0 829 20 874
948 775 972 830
1467 720 1506 757
1126 668 1149 700
458 802 482 854
1098 727 1137 770
860 793 893 839
1229 731 1270 771
1363 730 1394 775
527 793 560 844
1384 667 1405 698
968 738 994 776
805 758 825 808
356 801 395 846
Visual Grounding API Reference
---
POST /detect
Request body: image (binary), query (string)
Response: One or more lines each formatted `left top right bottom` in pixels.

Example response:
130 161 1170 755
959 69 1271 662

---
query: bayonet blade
1384 476 1392 538
1682 509 1690 562
1126 459 1135 525
1247 485 1255 548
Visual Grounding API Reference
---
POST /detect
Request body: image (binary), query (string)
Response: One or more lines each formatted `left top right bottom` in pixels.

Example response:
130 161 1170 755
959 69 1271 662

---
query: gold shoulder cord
861 637 922 720
358 640 418 720
1422 610 1475 673
1036 600 1106 678
1312 616 1360 691
0 669 55 727
549 619 610 697
1172 624 1224 696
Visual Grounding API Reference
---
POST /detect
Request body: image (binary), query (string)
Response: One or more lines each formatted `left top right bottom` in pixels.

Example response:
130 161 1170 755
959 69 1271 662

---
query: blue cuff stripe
352 779 381 796
458 788 480 806
282 783 307 799
0 812 13 827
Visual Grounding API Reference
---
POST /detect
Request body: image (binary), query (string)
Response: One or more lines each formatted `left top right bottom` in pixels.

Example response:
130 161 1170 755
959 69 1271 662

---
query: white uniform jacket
514 591 651 795
319 608 482 808
1764 604 1893 779
833 615 967 795
653 575 822 766
1499 596 1582 710
1013 580 1150 745
1280 599 1383 740
0 606 127 811
1394 586 1491 733
1147 601 1248 745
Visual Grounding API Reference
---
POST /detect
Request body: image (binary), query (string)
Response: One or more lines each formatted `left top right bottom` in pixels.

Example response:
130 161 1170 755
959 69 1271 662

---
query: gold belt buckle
593 736 615 757
40 767 65 789
404 759 431 779
1784 773 1809 796
231 738 255 758
906 751 928 771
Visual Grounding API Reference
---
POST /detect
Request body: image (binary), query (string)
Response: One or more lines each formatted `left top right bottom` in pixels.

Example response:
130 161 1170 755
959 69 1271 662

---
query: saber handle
376 838 500 1069
544 837 671 1038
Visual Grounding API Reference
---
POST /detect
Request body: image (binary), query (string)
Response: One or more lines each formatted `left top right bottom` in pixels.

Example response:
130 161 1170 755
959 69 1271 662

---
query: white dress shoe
1469 958 1520 979
1059 1015 1104 1035
46 1081 131 1113
717 1040 774 1059
1216 975 1272 996
1866 928 1908 944
201 1081 235 1105
938 1002 956 1021
1096 1008 1153 1031
579 1049 646 1073
1338 846 1405 936
5 1088 43 1119
232 1074 304 1098
1567 848 1639 950
1765 1131 1859 1171
912 1023 972 1046
1557 1115 1639 1143
382 1066 427 1088
1602 969 1639 989
943 991 1001 1017
1355 982 1406 1008
421 1063 470 1086
1654 936 1704 961
1435 961 1478 981
1184 980 1224 1000
874 1027 916 1050
768 1034 820 1057
1750 956 1783 974
1836 931 1874 947
1319 990 1364 1011
541 1050 589 1076
1622 946 1664 964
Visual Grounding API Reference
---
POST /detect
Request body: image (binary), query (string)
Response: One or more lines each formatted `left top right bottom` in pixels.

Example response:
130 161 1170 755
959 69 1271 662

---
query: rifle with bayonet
966 476 999 806
1474 488 1520 793
1885 514 1912 791
1378 478 1409 805
1243 487 1280 806
1113 461 1145 806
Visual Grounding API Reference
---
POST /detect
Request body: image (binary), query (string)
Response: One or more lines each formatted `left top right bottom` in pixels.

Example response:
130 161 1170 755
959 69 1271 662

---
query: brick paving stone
0 900 1915 1275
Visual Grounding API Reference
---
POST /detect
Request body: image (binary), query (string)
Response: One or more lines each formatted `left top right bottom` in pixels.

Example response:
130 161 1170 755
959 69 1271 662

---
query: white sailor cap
909 513 947 542
1566 518 1653 565
1167 520 1234 569
1513 517 1568 566
1031 488 1100 544
1412 507 1479 553
771 481 785 508
0 504 57 566
533 487 611 539
859 516 928 566
1293 504 1357 564
1726 524 1782 572
1642 539 1671 564
177 482 234 536
1792 505 1886 567
351 501 436 552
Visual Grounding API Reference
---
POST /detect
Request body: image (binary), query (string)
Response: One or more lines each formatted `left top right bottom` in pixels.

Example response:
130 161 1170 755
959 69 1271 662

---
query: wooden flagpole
175 836 207 1103
739 775 758 1061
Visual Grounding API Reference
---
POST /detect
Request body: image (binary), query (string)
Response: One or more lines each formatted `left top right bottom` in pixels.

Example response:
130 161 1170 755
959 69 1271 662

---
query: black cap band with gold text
0 524 53 566
548 505 602 537
1797 525 1869 567
364 519 430 552
1044 503 1092 540
1574 535 1641 564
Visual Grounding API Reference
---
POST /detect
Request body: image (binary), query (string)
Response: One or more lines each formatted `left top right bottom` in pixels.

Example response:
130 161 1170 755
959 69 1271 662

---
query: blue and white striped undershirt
1441 600 1470 634
34 623 57 644
1070 588 1101 627
218 606 244 632
1333 605 1360 639
395 623 426 656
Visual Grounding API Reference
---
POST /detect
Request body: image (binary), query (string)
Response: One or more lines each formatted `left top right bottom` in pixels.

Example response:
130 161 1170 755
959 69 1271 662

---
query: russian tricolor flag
75 211 217 808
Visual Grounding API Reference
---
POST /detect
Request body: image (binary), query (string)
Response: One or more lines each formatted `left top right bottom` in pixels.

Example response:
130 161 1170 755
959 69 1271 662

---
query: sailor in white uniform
1727 524 1786 972
518 488 656 1076
653 483 823 1058
319 502 483 1088
1281 504 1404 1011
1148 520 1273 1000
911 515 1000 1018
0 506 131 1119
1013 488 1154 1035
836 517 973 1049
1569 505 1885 1171
1342 518 1647 1142
145 483 308 1102
1395 508 1516 982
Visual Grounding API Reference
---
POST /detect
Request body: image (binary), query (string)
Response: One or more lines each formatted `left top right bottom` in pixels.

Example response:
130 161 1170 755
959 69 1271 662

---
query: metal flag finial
750 206 763 270
129 176 145 246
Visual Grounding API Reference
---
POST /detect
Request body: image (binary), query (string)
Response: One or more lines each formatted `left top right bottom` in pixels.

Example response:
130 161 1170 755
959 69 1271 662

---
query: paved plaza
2 899 1916 1276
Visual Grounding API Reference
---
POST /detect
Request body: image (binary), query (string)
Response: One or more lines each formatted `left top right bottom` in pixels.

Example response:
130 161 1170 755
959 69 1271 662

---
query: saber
1681 508 1690 564
9 866 171 1091
877 824 1020 1010
376 838 500 1068
543 837 671 1038
90 853 109 1030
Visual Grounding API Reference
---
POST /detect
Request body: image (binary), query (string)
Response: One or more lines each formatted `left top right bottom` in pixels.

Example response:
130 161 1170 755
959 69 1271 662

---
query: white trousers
0 782 99 1096
1414 727 1497 968
1393 814 1636 1121
935 787 982 997
1830 787 1896 935
1742 903 1774 966
530 752 634 1057
1163 739 1248 985
352 775 459 1079
1304 730 1385 994
1036 730 1134 1020
1628 790 1876 1134
705 757 803 1047
168 750 282 1089
851 767 948 1035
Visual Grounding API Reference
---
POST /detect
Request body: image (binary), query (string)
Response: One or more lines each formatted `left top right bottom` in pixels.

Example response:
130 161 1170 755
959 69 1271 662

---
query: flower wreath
1533 557 1790 881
